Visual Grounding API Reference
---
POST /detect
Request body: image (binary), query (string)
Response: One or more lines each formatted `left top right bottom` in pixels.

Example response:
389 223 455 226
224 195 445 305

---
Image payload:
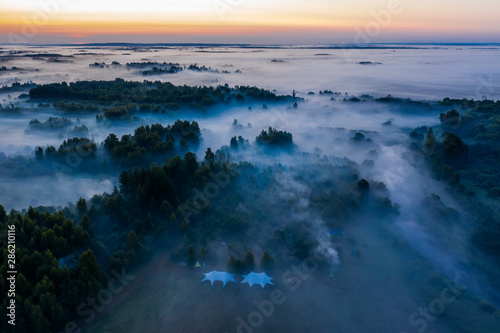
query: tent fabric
200 271 274 288
241 272 274 288
200 271 237 286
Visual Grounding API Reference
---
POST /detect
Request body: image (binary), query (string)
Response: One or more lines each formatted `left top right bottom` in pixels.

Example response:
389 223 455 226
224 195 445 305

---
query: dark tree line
29 79 291 109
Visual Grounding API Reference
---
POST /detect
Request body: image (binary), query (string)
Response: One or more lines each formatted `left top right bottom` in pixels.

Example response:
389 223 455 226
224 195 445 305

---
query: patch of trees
0 104 22 115
437 105 500 194
55 101 100 113
256 127 293 146
230 136 248 149
411 101 500 257
141 66 183 75
117 150 227 215
350 132 373 144
89 62 106 68
26 117 88 136
25 117 73 133
126 62 178 68
0 66 23 71
442 132 468 163
415 127 465 187
29 80 291 110
434 102 499 147
374 95 432 108
409 126 427 141
439 109 460 129
1 120 204 178
34 137 98 172
0 207 104 333
104 121 201 167
24 53 65 58
358 61 381 65
415 105 500 193
227 252 255 274
0 81 37 92
226 251 275 274
319 90 342 95
439 97 500 111
187 64 214 72
102 105 135 120
69 124 89 136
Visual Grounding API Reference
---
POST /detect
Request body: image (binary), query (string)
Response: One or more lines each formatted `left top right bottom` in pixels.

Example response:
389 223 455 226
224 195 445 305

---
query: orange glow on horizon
0 2 499 42
0 23 351 37
0 7 355 37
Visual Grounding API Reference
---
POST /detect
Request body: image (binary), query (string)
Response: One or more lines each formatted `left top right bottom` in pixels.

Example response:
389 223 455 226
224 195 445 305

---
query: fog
1 44 499 332
2 45 500 100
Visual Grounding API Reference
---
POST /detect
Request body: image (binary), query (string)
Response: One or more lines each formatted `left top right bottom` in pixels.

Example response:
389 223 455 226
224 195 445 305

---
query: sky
0 0 499 44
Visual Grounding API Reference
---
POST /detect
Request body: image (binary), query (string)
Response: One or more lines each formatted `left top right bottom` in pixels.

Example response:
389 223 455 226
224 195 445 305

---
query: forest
0 140 400 332
0 77 499 332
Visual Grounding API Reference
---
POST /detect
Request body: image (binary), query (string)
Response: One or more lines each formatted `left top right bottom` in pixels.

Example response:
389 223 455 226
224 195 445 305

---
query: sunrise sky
1 0 499 44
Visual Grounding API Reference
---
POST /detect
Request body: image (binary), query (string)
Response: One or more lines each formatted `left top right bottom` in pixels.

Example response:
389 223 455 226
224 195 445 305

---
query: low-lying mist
1 45 500 333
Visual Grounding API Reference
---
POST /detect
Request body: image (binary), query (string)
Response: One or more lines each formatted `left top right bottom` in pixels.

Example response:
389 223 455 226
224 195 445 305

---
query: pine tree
261 251 275 273
244 251 255 273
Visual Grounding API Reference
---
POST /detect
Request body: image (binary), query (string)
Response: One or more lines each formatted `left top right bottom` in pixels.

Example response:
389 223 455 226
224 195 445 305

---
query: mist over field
1 44 500 333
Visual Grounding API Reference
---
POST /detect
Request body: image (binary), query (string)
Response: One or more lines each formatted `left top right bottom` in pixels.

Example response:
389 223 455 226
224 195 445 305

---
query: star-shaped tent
200 271 237 287
241 272 274 288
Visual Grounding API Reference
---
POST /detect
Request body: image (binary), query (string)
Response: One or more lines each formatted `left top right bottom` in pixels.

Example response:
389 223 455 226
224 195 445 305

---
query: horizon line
2 42 500 47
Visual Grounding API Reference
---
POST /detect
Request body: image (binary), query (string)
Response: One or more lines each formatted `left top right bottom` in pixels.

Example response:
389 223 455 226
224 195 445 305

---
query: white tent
200 271 237 287
241 272 274 287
